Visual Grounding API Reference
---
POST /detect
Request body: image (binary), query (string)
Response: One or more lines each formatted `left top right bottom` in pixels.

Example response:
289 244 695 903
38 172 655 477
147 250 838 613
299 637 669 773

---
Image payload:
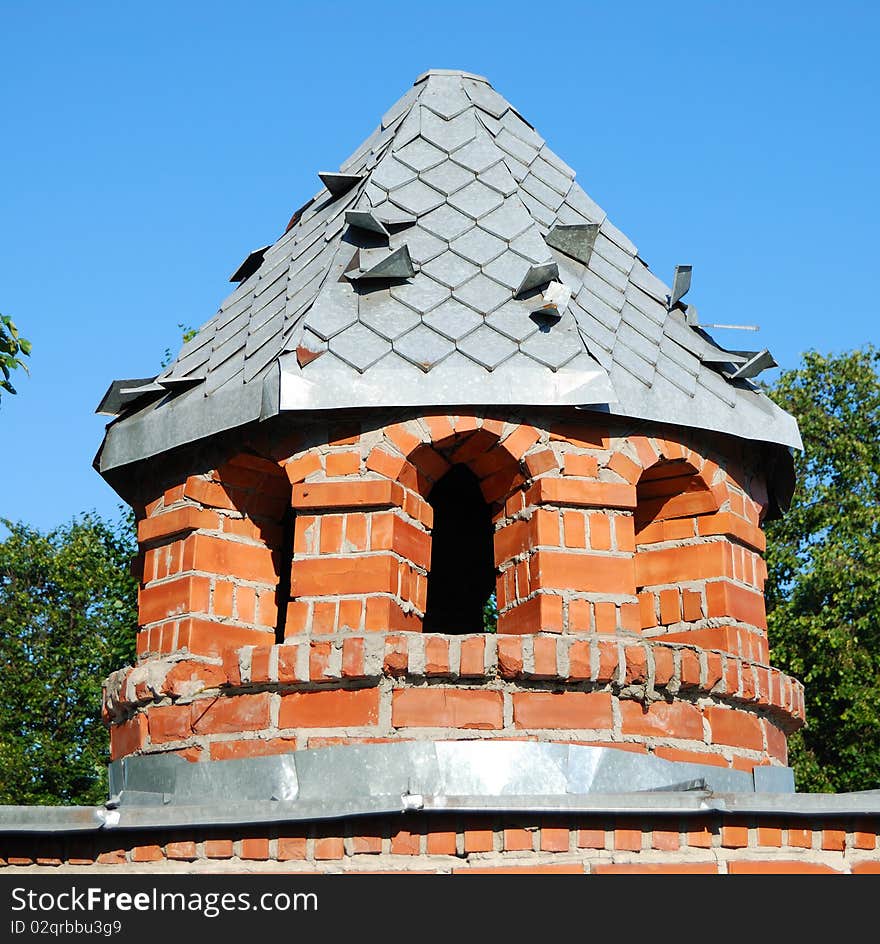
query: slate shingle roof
97 69 800 472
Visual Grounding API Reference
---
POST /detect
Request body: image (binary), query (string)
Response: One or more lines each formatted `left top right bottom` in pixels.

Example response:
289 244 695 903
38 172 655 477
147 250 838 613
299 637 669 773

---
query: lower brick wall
104 630 802 770
3 813 879 873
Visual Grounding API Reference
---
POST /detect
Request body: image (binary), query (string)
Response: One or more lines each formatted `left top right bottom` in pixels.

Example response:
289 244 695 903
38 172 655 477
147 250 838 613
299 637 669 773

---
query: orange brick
390 829 421 855
326 450 360 477
497 594 564 634
137 507 220 544
563 453 599 477
594 863 716 874
292 554 399 596
614 829 642 851
190 693 271 735
822 829 846 851
705 706 764 751
424 636 450 675
728 861 840 874
131 845 164 862
577 829 606 849
540 828 570 852
139 576 212 624
426 831 457 855
392 689 502 730
292 479 399 510
278 688 380 728
504 829 533 852
659 588 680 624
497 636 523 677
348 835 382 855
529 550 635 595
619 700 704 740
562 511 587 548
706 580 767 629
512 692 613 730
463 829 493 853
528 478 636 510
205 840 233 859
313 837 344 860
589 513 612 551
459 636 486 676
721 825 750 848
278 837 308 860
166 841 197 861
184 533 278 584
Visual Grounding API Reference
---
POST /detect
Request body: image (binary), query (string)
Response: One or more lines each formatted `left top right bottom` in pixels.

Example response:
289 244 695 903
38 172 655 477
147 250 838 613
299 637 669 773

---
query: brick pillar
286 477 431 635
135 454 289 658
628 439 771 663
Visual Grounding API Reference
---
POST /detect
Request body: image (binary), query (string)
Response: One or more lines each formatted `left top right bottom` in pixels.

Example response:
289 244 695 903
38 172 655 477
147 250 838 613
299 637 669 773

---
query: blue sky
1 1 877 531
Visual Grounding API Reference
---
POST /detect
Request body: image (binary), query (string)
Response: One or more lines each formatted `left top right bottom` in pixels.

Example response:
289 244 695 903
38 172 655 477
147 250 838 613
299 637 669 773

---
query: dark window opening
423 464 496 634
274 506 296 644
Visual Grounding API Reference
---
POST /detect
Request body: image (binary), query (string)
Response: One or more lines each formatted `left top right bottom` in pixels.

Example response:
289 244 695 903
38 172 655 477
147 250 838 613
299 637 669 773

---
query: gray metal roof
96 69 801 473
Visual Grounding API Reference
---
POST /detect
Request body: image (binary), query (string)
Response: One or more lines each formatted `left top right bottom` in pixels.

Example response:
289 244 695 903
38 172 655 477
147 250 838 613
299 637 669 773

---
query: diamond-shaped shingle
371 155 417 191
388 179 445 216
421 250 480 289
423 298 483 340
452 227 506 266
396 137 446 172
420 160 475 195
448 180 504 220
454 273 511 313
520 325 583 370
457 324 518 370
394 324 455 370
483 251 532 290
486 302 540 342
329 323 392 372
452 136 505 173
479 201 532 240
391 277 451 313
420 109 477 152
420 204 474 241
359 294 421 341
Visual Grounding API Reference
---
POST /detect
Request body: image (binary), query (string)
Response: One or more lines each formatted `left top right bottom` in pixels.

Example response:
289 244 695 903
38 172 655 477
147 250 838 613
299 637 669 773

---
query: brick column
135 454 289 658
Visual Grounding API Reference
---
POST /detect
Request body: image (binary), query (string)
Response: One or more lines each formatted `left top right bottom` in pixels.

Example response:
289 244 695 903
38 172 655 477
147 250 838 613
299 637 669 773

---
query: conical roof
96 69 800 473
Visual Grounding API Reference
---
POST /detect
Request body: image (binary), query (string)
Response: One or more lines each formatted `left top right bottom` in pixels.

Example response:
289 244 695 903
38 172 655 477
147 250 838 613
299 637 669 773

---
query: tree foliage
0 513 138 805
0 313 31 399
765 347 880 792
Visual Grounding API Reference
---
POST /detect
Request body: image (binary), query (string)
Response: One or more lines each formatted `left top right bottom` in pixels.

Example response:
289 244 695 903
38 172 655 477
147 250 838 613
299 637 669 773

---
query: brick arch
372 414 553 509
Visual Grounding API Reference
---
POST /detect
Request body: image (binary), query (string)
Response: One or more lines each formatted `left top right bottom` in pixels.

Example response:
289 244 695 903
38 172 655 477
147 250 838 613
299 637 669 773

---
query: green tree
0 512 138 805
0 314 31 400
765 347 880 793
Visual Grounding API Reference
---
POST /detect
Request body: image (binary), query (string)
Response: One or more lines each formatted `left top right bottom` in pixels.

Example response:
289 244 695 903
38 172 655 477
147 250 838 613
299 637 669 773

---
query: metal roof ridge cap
414 68 490 84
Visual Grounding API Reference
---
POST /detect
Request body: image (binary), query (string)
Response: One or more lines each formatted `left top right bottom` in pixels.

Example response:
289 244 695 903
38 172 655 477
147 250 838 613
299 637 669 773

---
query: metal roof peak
414 69 490 84
95 70 801 476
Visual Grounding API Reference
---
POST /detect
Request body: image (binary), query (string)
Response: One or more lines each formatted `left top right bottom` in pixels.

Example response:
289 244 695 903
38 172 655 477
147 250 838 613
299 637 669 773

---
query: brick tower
67 69 852 873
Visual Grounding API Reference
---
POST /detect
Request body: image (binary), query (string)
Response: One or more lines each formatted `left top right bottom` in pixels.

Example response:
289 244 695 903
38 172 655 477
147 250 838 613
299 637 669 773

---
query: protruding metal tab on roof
345 209 390 237
669 265 692 308
96 377 160 416
229 246 270 283
531 280 571 323
318 172 363 197
728 349 778 380
346 245 416 281
516 262 559 296
546 223 600 265
157 375 205 391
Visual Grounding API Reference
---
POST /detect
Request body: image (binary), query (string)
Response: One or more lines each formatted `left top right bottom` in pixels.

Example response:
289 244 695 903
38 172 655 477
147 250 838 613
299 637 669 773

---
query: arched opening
422 464 496 634
635 459 715 532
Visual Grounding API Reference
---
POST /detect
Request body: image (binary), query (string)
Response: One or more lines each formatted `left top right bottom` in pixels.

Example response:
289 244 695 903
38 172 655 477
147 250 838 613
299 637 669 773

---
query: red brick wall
3 813 878 873
116 411 791 763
